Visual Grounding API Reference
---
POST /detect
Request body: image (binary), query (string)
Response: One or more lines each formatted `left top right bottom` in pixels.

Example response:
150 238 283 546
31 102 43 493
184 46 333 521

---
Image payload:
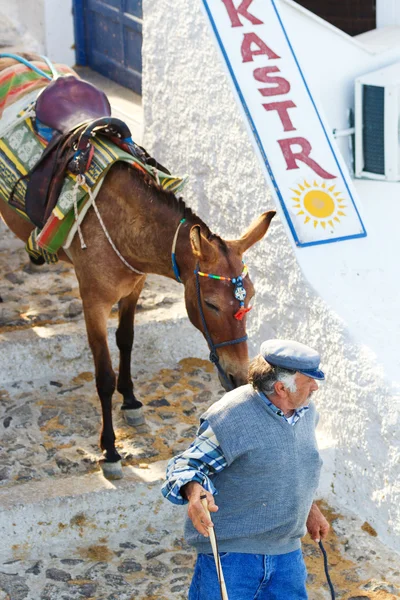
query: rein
319 540 336 599
172 218 248 391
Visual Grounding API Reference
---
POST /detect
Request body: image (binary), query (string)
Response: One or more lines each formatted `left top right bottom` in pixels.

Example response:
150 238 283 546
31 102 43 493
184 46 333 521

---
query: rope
319 541 336 599
39 54 59 79
152 165 160 185
0 53 53 80
0 107 35 138
83 177 145 275
171 218 186 283
73 176 87 249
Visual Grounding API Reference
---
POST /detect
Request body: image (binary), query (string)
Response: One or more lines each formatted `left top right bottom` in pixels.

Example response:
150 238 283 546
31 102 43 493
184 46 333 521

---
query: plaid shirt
161 392 309 505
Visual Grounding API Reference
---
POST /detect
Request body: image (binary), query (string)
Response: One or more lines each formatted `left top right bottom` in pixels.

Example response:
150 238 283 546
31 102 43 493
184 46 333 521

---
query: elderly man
162 339 330 599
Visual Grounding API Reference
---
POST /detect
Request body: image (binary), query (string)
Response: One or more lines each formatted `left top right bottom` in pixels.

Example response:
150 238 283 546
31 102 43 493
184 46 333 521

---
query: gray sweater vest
185 384 322 555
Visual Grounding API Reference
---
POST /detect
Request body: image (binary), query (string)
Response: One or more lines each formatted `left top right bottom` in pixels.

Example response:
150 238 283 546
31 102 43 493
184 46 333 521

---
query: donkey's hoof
122 406 145 427
24 260 45 274
100 459 123 480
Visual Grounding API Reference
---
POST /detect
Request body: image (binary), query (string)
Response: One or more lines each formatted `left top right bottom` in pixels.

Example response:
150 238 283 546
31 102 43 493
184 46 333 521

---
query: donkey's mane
128 164 228 250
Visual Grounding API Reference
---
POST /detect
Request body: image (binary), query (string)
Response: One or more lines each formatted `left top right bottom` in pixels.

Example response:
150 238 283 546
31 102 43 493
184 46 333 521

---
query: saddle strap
20 125 82 228
76 118 132 152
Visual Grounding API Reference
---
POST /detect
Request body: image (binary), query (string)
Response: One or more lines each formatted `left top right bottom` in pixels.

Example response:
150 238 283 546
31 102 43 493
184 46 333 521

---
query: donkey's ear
190 225 217 263
230 211 276 254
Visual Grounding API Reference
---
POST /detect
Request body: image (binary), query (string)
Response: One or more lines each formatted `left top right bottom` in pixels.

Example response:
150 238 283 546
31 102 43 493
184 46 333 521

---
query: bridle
172 218 249 391
194 265 248 390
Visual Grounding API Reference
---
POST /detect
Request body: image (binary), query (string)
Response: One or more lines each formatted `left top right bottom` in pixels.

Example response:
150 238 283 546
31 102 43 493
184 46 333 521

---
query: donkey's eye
205 300 220 313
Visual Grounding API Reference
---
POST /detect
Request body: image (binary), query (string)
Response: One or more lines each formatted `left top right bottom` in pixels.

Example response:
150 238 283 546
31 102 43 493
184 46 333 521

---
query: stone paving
0 509 399 600
0 358 216 489
0 223 399 599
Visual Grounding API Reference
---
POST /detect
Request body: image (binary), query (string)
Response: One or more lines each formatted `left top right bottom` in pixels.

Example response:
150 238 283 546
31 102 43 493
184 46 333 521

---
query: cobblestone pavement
0 479 399 600
0 359 217 488
1 224 399 599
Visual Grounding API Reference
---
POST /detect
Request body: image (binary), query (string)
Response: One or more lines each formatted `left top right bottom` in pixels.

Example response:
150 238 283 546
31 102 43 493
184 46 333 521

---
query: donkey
0 56 275 478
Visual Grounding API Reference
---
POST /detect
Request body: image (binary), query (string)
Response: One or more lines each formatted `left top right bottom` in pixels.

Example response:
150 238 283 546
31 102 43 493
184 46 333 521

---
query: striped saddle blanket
0 61 187 263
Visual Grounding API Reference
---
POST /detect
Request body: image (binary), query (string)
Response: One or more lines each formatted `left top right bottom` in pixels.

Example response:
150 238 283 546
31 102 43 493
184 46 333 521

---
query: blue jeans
188 550 308 600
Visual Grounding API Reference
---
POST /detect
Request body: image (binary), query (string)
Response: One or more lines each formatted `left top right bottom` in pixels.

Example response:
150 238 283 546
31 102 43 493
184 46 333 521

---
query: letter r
278 137 336 179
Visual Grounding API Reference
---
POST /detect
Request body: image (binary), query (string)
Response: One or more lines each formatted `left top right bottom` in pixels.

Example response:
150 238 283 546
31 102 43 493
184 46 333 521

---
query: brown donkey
0 58 275 478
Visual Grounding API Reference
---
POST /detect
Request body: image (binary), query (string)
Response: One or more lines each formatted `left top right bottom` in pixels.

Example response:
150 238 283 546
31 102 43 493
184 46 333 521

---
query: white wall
142 0 400 551
43 0 75 66
0 0 75 66
0 0 43 52
377 0 400 28
17 0 46 49
0 0 18 23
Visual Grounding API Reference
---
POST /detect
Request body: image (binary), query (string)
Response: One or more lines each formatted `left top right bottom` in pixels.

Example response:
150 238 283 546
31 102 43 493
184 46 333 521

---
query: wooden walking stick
200 493 229 600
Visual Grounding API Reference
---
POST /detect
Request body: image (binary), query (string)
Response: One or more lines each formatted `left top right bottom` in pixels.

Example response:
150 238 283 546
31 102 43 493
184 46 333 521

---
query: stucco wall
0 0 75 65
0 0 44 52
142 0 400 551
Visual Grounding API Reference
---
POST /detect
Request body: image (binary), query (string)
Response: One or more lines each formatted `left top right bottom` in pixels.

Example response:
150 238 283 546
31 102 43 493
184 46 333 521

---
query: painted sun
291 180 347 229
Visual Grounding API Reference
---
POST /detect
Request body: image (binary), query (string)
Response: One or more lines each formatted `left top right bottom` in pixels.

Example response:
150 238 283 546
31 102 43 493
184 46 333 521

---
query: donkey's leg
116 277 146 426
82 299 123 479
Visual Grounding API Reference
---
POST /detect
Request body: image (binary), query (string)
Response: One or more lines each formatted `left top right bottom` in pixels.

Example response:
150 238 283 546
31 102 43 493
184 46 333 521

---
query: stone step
0 461 177 562
0 308 206 385
0 462 193 599
1 468 399 600
0 309 218 500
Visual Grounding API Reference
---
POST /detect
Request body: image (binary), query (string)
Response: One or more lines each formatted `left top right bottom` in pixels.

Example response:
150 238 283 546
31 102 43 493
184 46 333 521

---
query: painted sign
202 0 367 247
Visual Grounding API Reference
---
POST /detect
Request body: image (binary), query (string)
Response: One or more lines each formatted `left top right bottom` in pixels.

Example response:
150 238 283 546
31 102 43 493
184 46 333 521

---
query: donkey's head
183 211 275 390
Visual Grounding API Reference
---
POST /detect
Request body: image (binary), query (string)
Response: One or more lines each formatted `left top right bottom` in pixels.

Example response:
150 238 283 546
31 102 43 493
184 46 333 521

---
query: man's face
287 373 319 409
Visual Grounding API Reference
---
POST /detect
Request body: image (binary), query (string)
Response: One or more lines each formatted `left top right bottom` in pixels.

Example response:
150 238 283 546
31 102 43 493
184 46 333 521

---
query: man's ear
273 381 286 397
190 225 218 264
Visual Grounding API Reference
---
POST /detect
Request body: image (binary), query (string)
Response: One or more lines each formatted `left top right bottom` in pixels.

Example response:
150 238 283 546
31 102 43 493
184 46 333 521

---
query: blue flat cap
260 339 325 380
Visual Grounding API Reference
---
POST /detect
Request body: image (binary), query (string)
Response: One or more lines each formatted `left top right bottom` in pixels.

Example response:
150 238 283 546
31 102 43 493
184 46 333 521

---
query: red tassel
234 306 252 321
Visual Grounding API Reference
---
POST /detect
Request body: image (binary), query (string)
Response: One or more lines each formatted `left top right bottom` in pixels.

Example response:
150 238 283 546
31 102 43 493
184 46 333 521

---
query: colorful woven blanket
0 107 187 263
0 61 75 118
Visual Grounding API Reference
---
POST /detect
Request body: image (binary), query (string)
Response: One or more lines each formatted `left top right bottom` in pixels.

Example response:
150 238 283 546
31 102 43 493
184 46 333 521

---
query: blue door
73 0 142 94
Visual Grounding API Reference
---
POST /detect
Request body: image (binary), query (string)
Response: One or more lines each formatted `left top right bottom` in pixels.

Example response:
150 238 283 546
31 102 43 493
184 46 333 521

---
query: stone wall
142 0 400 551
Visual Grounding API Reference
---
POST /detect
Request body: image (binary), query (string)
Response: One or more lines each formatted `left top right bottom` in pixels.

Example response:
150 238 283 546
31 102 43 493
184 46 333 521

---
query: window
295 0 376 36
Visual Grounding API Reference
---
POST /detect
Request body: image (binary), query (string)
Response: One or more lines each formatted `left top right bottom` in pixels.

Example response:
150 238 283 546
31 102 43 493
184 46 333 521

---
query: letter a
222 0 264 27
242 33 280 63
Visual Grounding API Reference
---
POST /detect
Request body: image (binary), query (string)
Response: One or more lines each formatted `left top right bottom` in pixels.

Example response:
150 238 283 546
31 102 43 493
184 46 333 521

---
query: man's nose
312 380 319 391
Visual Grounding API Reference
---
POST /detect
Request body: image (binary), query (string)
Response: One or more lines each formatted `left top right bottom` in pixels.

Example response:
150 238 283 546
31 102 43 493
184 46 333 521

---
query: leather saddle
24 117 133 228
11 75 170 229
35 75 111 133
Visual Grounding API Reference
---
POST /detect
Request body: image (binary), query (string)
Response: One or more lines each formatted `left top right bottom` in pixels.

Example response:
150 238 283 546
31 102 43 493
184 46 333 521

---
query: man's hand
306 503 330 543
183 481 219 537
